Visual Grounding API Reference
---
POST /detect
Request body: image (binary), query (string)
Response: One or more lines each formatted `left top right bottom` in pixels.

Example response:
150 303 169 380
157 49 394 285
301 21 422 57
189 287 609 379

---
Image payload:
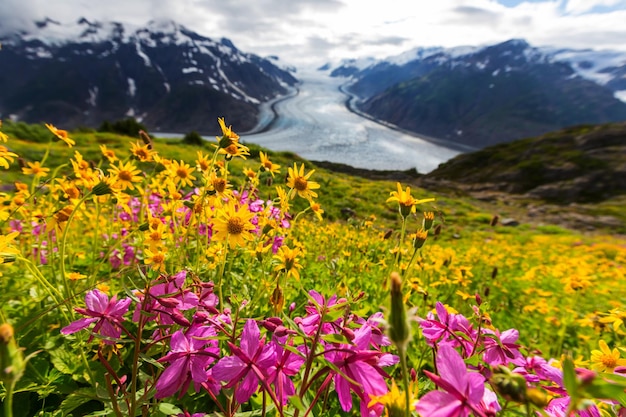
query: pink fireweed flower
415 344 487 417
481 328 524 366
155 325 220 399
266 336 306 405
212 319 276 403
61 289 131 344
325 325 395 416
419 302 476 355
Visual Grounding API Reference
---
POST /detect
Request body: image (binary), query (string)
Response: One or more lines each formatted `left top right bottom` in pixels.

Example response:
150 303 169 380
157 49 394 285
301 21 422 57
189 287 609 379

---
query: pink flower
61 289 131 344
212 320 276 403
325 325 393 416
266 336 305 404
481 328 524 366
415 344 487 417
155 325 220 399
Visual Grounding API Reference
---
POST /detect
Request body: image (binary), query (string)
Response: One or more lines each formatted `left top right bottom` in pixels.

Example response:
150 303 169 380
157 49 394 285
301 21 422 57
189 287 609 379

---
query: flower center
294 177 308 191
152 253 165 264
118 170 133 182
601 354 618 369
263 161 273 169
213 178 227 193
227 216 245 235
176 168 188 179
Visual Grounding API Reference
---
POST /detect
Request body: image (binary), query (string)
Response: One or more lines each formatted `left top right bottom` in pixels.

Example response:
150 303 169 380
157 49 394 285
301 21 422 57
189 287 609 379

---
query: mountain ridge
330 39 626 148
0 17 298 133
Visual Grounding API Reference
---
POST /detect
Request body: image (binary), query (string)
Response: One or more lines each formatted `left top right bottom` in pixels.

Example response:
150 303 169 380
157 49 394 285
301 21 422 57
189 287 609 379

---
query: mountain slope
422 121 626 203
0 18 298 133
334 40 626 148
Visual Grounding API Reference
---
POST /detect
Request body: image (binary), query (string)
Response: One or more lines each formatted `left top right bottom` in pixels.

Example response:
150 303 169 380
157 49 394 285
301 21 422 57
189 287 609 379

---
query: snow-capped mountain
0 18 298 133
329 39 626 147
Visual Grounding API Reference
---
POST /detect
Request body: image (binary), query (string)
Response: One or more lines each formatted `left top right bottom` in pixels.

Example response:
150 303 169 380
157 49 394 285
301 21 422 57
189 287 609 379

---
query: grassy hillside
1 121 626 416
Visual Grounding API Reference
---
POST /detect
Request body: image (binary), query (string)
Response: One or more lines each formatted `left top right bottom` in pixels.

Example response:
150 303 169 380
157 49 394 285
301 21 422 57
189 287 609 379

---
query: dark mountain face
333 39 626 148
0 19 298 133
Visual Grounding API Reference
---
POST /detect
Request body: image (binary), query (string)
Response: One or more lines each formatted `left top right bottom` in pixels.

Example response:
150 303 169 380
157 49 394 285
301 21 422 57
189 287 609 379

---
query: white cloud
0 0 625 68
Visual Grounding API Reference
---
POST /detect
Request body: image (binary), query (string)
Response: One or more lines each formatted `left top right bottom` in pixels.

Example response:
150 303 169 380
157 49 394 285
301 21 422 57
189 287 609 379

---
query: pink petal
108 297 132 317
241 319 260 358
335 373 353 412
235 370 258 403
155 357 188 398
436 344 468 393
61 317 97 334
212 356 245 382
85 290 108 313
415 391 464 417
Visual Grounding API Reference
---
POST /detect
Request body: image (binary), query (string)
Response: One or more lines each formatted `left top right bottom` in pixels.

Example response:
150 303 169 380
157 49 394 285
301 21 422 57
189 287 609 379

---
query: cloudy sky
1 0 626 67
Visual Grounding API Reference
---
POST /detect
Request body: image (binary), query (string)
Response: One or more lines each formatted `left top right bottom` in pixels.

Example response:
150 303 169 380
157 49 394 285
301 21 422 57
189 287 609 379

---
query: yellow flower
590 340 626 372
369 380 418 417
144 247 168 272
309 200 324 221
0 231 20 264
0 145 18 169
0 120 8 142
260 151 281 177
212 202 256 248
205 171 231 197
144 223 166 250
45 123 75 147
195 151 212 173
66 272 87 281
273 245 303 280
387 182 434 217
22 161 50 177
99 144 118 162
130 141 156 162
287 163 320 200
108 161 142 191
217 117 239 141
168 160 196 188
275 186 290 213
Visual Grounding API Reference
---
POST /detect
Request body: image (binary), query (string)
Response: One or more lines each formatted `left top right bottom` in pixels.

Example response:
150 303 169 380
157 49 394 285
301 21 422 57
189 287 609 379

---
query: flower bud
412 229 428 250
490 365 528 403
92 181 113 196
423 212 435 230
0 323 25 386
388 272 411 350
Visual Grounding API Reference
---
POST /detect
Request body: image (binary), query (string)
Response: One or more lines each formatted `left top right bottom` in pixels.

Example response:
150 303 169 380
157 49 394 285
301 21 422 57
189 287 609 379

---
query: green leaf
60 387 98 414
321 333 350 344
288 395 307 413
158 403 183 415
49 348 81 376
562 357 577 396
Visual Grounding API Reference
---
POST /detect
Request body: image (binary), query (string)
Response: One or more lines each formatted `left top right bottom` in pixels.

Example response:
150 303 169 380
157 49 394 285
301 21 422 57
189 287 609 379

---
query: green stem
398 345 411 417
3 382 14 417
395 216 408 269
59 193 91 303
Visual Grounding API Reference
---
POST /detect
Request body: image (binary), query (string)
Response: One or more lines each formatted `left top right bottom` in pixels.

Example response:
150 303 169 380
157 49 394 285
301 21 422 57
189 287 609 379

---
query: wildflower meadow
1 118 626 417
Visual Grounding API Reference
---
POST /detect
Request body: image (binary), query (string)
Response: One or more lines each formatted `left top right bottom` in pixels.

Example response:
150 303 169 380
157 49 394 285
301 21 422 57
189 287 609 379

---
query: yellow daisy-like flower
22 161 50 177
108 161 142 191
0 231 20 264
219 142 250 160
45 123 75 147
0 120 8 142
212 201 256 248
590 340 626 372
286 163 320 200
67 272 87 281
130 141 156 162
168 160 197 188
144 223 166 251
309 200 324 221
196 151 212 173
100 144 118 162
144 247 167 272
0 145 18 169
369 380 418 417
217 117 239 141
273 245 303 280
205 171 232 197
387 182 435 217
260 151 281 177
275 186 290 213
